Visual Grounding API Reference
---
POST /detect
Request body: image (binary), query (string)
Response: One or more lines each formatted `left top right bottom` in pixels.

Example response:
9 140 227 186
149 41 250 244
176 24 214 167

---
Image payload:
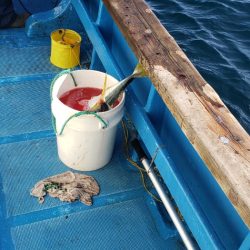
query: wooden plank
103 0 250 227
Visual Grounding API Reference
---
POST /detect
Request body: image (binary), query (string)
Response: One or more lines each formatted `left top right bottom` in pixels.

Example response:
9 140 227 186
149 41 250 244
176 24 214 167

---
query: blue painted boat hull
0 0 249 249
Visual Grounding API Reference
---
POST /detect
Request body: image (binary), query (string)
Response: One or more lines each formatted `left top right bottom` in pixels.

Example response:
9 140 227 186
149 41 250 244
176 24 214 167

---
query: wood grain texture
103 0 250 227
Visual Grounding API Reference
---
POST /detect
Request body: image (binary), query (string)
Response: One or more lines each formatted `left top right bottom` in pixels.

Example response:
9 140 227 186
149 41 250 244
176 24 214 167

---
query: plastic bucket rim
54 91 125 117
52 69 125 117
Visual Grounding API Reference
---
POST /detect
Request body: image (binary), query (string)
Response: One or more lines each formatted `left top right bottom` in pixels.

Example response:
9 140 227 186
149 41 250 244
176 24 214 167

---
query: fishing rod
131 137 197 250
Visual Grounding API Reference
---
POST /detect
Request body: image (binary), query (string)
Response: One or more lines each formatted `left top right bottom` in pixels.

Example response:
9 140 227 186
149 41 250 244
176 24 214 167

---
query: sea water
147 0 250 134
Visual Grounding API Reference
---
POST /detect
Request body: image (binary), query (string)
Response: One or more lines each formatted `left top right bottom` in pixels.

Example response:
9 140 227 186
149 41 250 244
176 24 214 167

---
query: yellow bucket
50 29 82 69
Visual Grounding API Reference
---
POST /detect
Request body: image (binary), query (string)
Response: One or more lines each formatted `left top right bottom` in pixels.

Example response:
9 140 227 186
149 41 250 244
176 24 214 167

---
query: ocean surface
147 0 250 134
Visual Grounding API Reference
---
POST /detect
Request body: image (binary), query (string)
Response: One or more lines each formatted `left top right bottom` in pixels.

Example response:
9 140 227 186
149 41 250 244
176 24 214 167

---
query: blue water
147 0 250 134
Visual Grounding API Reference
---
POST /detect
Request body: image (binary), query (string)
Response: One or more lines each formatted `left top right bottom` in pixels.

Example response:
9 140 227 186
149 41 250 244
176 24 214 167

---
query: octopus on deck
30 171 100 206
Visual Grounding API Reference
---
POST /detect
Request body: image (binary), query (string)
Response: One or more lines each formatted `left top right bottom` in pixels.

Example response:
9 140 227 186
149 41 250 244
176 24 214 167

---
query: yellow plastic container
50 29 82 69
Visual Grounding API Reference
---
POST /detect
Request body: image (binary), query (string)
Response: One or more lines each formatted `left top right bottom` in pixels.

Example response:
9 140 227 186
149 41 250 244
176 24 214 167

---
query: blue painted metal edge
26 0 83 37
239 232 250 250
72 0 122 79
0 130 55 145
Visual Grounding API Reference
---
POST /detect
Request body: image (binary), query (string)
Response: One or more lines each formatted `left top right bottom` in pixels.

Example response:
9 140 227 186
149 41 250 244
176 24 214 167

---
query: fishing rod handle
131 138 147 161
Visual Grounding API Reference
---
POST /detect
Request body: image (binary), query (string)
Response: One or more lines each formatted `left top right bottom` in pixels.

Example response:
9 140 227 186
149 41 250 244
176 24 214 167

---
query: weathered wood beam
103 0 250 227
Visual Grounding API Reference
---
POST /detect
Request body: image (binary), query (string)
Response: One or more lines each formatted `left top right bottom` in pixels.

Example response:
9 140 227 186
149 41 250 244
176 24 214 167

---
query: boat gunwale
102 0 250 228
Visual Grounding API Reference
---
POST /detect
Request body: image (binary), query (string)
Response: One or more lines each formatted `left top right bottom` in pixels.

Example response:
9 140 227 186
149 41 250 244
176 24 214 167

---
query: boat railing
101 0 250 228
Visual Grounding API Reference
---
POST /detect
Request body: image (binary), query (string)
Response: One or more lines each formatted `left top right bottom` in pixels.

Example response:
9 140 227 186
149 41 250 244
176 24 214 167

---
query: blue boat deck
0 28 184 250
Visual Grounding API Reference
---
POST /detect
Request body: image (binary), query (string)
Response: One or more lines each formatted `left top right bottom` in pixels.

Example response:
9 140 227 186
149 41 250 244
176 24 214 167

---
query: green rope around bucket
50 69 72 134
57 111 108 135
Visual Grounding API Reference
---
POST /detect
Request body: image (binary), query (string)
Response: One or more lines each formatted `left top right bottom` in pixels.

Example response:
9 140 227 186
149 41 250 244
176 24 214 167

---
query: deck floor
0 29 183 250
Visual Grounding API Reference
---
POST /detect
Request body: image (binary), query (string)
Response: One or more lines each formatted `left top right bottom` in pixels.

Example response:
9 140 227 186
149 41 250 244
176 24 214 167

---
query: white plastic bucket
51 70 125 171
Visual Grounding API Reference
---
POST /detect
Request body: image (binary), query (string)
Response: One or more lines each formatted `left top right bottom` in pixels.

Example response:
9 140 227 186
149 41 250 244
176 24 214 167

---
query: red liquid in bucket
59 87 119 111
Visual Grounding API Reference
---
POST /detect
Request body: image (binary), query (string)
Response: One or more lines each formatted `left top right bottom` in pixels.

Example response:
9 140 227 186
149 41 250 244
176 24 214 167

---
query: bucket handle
50 69 72 100
53 111 109 136
50 69 78 101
